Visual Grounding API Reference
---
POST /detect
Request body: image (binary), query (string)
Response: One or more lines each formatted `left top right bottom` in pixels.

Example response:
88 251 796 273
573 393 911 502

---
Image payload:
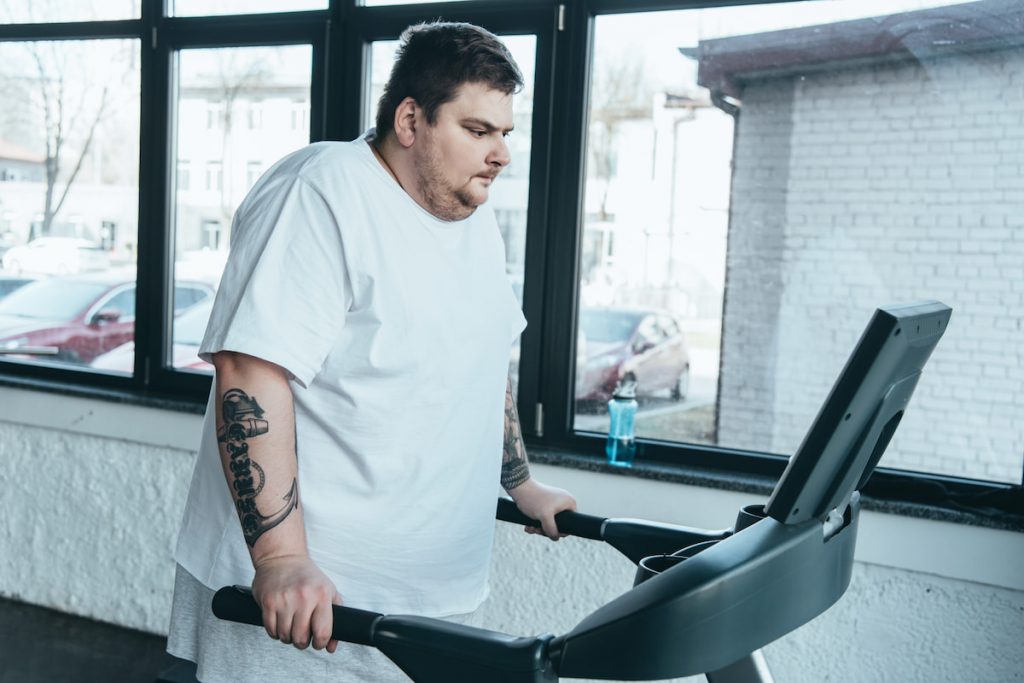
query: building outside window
177 160 191 192
206 100 225 130
247 100 263 130
246 161 262 188
205 161 222 192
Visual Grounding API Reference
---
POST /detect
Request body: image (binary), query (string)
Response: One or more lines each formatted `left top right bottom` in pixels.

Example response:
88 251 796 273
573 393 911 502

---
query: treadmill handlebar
496 497 607 540
213 499 606 646
212 585 381 646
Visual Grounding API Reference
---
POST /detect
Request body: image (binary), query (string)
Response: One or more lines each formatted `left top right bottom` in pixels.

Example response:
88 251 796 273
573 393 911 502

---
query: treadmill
214 300 952 682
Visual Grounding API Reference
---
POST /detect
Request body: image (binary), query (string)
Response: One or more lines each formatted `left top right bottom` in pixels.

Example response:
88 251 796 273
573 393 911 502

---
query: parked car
0 275 37 300
575 307 690 403
1 237 110 276
92 298 214 373
0 272 214 365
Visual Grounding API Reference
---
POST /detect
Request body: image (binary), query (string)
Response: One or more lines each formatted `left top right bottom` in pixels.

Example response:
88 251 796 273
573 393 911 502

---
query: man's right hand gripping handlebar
251 554 343 653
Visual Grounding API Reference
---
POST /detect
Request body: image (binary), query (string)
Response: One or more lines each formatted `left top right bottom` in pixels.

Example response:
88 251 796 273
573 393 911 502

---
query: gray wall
719 46 1024 482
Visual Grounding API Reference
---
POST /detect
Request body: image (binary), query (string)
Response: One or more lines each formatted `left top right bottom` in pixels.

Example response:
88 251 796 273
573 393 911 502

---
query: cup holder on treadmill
634 539 722 586
734 503 769 532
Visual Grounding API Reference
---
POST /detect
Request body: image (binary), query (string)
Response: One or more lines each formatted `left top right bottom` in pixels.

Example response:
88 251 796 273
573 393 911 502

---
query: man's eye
471 129 486 137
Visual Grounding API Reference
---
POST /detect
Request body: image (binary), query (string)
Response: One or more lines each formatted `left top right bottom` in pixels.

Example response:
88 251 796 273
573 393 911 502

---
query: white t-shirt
174 133 526 617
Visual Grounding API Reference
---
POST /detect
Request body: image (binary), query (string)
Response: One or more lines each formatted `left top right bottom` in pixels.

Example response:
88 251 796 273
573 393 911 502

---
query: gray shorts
167 565 481 683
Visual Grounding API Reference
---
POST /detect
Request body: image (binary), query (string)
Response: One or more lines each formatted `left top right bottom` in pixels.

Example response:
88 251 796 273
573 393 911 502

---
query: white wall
0 385 1022 682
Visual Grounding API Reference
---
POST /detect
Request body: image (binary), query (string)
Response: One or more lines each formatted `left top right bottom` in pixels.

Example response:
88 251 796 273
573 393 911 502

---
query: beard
413 143 490 222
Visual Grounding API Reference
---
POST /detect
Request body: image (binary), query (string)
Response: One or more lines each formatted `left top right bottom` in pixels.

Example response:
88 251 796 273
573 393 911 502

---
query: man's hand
508 478 577 541
252 554 343 653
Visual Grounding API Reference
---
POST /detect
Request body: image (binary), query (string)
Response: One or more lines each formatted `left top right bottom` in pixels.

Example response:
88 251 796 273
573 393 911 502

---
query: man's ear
393 97 419 148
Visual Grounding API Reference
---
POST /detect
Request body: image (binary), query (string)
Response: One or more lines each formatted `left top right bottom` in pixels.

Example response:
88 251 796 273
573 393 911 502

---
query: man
166 21 577 682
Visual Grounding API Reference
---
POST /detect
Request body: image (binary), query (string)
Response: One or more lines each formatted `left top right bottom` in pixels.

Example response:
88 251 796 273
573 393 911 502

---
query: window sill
526 447 1024 534
0 374 206 415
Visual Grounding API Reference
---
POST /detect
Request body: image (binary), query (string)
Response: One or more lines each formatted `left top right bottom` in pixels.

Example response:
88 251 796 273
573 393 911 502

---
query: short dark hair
374 22 523 142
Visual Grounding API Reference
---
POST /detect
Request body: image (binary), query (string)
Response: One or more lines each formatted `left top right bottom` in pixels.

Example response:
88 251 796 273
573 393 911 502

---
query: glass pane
0 0 139 23
367 35 537 394
574 0 1022 484
171 0 326 16
169 45 313 374
363 1 477 6
0 40 140 372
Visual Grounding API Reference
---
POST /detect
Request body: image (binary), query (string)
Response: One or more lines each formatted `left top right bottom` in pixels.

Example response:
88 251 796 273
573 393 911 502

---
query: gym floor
0 597 192 683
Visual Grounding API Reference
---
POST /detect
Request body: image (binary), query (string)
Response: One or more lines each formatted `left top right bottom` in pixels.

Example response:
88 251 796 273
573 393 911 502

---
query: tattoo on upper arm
218 388 298 547
501 383 530 490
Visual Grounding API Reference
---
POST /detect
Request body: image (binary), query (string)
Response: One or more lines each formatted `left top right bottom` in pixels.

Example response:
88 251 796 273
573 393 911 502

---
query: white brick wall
2 388 1022 683
719 47 1024 483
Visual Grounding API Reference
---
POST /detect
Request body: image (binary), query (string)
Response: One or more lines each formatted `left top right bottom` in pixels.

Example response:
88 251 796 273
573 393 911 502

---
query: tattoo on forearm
501 382 531 490
218 388 298 547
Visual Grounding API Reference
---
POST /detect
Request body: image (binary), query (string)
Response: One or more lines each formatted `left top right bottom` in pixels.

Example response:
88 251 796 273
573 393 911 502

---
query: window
98 287 136 324
171 0 327 16
246 161 263 188
247 101 264 130
200 220 223 251
206 101 225 130
362 0 477 5
177 161 192 192
0 0 1017 523
570 1 1024 486
174 284 213 313
0 1 139 23
290 101 309 132
171 45 314 373
0 39 140 371
205 162 223 192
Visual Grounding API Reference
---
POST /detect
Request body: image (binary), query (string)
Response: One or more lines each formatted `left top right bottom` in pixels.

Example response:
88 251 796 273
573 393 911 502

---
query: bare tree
587 54 651 221
27 43 111 240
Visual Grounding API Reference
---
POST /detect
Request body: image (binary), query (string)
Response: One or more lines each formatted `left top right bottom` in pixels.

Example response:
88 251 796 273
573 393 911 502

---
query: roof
693 0 1024 99
0 138 45 164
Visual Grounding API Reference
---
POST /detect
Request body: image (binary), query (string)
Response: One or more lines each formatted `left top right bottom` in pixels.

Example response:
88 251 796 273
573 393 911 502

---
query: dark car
0 275 36 301
575 307 690 403
0 272 214 365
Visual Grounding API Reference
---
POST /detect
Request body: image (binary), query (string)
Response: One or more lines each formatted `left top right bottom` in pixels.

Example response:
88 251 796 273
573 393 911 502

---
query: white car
2 237 110 276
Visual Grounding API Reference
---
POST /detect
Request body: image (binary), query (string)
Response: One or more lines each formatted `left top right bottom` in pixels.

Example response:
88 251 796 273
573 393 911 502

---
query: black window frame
0 0 1019 526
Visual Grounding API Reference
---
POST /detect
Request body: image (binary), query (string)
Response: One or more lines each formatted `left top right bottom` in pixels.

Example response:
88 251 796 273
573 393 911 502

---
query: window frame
0 0 1019 525
535 0 1024 520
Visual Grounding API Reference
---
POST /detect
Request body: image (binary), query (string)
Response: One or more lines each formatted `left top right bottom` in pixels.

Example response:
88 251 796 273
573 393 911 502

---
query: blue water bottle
606 380 638 467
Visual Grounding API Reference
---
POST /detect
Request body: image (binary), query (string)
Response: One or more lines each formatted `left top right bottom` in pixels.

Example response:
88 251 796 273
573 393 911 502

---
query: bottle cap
612 379 637 399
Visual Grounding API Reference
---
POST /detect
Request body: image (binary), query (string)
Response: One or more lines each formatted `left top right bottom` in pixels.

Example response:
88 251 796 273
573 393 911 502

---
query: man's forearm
501 380 531 491
213 352 306 560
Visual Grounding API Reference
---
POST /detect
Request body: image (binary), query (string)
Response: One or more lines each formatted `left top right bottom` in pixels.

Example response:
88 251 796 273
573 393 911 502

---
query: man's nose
489 137 510 168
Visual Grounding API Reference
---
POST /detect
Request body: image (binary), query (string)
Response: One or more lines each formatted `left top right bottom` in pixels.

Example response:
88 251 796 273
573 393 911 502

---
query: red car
0 272 214 365
0 275 36 300
576 307 691 404
91 298 214 373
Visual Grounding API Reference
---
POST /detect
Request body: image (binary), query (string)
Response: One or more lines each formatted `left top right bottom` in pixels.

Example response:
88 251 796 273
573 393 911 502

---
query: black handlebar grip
212 586 382 646
212 586 264 628
496 497 607 540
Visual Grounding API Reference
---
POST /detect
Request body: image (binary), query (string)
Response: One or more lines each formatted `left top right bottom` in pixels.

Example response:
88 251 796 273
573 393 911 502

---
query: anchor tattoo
218 388 298 547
